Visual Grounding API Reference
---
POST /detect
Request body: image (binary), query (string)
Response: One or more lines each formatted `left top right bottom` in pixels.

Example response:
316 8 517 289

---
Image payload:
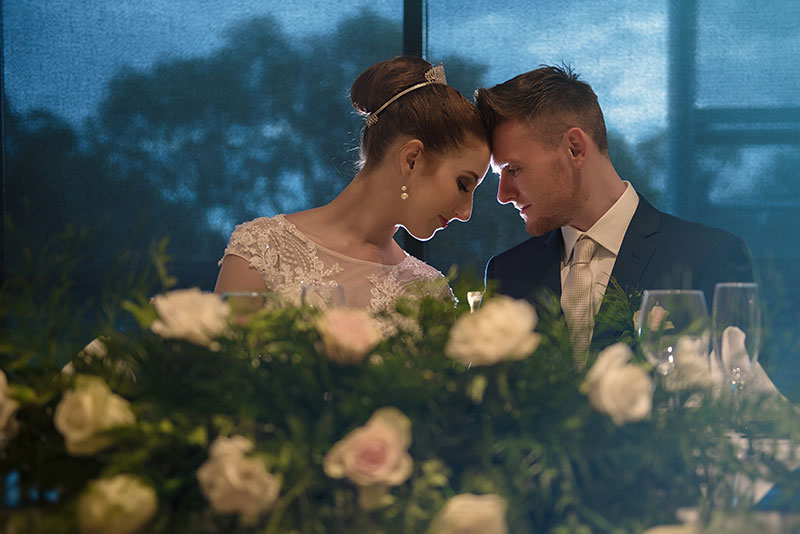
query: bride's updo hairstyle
351 55 488 171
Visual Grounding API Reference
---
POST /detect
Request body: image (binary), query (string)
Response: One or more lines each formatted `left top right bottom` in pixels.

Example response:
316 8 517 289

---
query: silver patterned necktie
561 236 597 369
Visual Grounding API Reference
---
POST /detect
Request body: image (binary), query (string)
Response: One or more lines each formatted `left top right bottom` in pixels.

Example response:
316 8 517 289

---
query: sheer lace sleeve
220 219 267 266
218 216 343 305
218 217 288 294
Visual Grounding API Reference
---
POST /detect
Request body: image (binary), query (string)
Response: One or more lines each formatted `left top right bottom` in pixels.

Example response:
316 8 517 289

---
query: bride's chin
403 225 437 242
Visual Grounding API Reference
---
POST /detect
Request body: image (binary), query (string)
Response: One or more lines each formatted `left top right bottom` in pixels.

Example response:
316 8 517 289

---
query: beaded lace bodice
219 215 452 313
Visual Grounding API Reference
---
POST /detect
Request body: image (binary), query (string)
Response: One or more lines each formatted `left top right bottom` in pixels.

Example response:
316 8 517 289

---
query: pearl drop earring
400 185 408 200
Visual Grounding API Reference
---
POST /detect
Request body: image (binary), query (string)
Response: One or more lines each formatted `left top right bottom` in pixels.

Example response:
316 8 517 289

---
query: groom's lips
439 216 448 228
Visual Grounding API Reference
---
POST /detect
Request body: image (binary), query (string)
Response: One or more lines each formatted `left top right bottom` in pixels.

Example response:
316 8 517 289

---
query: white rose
0 370 20 448
316 308 382 364
445 296 541 366
663 336 714 391
428 493 508 534
77 474 157 534
54 375 136 455
150 288 229 349
208 433 255 458
584 343 653 425
81 337 109 358
584 342 630 389
323 407 413 509
197 435 281 524
63 337 136 382
642 525 698 534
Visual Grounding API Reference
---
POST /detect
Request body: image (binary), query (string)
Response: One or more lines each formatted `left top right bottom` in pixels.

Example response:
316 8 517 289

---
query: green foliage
3 264 800 533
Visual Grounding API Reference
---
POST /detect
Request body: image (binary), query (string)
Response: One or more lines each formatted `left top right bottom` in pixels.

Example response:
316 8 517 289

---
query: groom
474 65 754 357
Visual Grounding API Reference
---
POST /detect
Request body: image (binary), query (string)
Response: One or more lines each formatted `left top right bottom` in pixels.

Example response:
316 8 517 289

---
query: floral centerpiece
3 262 800 533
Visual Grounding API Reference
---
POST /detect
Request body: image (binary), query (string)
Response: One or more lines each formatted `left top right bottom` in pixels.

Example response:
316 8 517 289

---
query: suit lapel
593 195 660 347
532 230 563 302
608 195 659 293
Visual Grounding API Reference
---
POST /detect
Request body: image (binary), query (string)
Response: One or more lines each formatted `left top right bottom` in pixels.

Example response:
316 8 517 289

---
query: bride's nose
454 195 474 222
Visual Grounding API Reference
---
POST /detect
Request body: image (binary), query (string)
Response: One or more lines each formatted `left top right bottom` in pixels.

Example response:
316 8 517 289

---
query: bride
214 55 491 312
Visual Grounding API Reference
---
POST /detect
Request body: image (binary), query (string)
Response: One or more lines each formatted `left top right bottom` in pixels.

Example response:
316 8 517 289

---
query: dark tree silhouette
5 10 668 297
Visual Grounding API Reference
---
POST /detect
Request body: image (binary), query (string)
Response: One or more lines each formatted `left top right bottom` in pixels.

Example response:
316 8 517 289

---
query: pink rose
323 407 412 509
316 308 381 364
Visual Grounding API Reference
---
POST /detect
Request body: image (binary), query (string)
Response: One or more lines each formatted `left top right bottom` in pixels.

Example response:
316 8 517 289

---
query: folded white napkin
709 326 781 399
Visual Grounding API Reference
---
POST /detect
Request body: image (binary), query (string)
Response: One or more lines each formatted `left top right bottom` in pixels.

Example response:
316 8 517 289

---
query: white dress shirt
560 182 640 316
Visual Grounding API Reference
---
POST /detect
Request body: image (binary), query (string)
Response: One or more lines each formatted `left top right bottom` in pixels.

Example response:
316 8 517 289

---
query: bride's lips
439 215 448 229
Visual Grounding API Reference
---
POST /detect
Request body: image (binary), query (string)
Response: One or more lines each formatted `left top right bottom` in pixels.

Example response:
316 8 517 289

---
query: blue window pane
3 2 402 292
425 0 669 275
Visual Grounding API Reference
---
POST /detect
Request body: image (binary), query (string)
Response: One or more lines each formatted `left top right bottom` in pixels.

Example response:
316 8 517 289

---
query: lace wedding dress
219 215 453 315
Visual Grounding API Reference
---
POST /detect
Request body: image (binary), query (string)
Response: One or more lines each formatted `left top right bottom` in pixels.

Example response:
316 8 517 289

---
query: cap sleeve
218 218 270 267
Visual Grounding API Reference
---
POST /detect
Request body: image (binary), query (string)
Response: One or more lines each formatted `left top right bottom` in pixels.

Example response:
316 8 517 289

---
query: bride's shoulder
400 254 447 281
225 215 299 252
230 214 290 234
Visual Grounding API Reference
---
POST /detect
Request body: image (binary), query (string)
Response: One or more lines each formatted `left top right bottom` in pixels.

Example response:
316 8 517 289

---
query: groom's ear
399 139 424 177
565 127 588 166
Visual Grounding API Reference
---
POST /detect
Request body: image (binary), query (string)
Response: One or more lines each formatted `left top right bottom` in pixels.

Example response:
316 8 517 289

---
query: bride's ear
398 139 424 177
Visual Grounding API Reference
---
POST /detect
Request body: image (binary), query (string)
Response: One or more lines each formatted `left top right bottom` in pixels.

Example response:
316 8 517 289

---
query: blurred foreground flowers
3 280 800 533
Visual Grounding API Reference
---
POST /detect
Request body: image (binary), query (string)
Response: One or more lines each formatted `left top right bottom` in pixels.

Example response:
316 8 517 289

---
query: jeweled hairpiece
365 64 447 128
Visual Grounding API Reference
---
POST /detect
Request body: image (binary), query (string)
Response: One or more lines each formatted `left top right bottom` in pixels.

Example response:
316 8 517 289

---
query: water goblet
636 289 710 378
301 284 345 310
711 282 761 396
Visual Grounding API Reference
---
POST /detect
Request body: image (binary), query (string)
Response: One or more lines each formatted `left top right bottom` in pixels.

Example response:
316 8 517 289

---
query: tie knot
572 237 596 265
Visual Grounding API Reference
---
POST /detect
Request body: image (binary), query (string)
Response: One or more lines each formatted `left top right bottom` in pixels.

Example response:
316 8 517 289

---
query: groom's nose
497 173 516 205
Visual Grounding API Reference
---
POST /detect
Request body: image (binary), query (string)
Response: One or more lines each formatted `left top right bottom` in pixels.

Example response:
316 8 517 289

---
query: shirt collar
561 181 639 262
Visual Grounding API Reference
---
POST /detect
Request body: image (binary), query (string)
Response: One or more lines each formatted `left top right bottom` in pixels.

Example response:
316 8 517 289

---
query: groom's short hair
474 65 608 154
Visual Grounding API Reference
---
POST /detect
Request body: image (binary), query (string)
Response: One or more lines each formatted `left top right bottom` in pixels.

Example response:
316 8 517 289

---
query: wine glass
636 289 710 377
711 283 761 394
301 284 345 309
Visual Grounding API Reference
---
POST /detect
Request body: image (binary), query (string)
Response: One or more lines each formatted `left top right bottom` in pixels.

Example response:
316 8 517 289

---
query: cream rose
0 370 20 448
584 343 653 425
428 493 508 534
445 296 541 366
316 307 382 364
150 288 229 349
54 375 136 455
197 435 281 524
323 407 413 509
77 474 157 534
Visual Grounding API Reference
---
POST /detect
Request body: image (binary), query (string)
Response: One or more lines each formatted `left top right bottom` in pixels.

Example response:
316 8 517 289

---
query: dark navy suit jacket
485 194 754 324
